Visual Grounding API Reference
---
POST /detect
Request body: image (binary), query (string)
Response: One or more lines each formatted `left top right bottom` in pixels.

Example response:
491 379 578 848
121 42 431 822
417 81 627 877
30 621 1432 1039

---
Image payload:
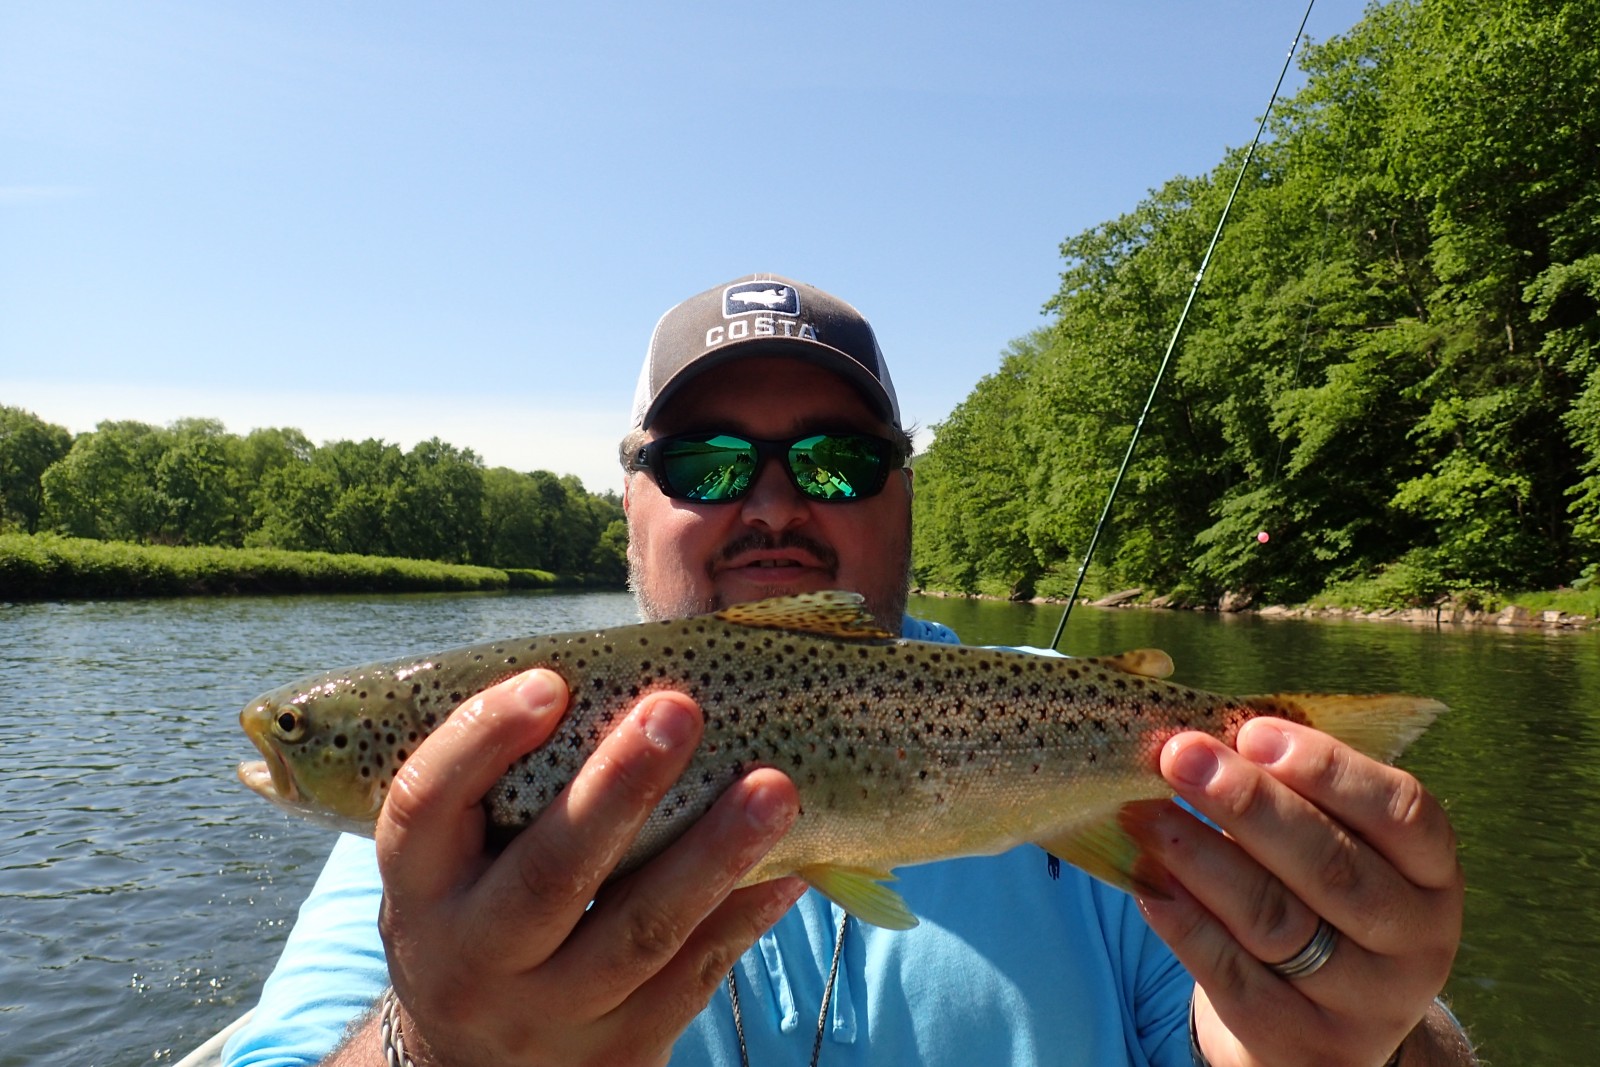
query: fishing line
1048 0 1318 652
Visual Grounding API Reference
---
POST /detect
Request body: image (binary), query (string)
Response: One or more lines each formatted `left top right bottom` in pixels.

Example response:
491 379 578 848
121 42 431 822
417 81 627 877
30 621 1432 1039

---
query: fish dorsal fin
714 591 896 640
1081 648 1175 679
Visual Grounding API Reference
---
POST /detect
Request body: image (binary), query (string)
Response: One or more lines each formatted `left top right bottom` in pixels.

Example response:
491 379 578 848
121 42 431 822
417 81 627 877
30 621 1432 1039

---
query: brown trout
237 591 1443 929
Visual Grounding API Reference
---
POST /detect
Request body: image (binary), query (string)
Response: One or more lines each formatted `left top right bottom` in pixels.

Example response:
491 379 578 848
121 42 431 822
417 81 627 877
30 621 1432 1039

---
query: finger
377 669 570 903
1161 731 1427 953
555 767 800 1014
1124 800 1335 985
619 876 809 1051
1235 718 1460 890
467 690 707 972
1139 876 1417 1067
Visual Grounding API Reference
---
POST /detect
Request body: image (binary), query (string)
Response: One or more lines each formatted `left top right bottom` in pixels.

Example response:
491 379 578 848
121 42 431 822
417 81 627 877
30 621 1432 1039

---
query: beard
627 525 913 634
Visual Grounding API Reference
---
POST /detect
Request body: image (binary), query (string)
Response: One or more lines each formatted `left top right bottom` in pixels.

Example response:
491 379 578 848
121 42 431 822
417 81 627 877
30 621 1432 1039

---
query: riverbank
915 585 1598 631
0 533 617 600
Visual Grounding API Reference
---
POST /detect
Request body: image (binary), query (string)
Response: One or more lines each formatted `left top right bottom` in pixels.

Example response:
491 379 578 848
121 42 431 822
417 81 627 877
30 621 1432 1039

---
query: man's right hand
364 668 804 1067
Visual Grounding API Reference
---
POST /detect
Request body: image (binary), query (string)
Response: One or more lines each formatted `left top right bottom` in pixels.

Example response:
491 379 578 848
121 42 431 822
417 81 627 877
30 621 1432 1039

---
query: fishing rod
1047 0 1317 652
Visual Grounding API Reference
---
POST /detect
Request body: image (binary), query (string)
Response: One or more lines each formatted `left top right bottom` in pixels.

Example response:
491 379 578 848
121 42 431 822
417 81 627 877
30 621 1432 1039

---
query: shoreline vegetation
0 533 620 601
3 532 1589 633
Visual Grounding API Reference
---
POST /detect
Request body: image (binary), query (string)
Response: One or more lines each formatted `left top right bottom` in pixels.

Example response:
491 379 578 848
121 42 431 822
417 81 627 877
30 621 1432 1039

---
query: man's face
624 356 913 630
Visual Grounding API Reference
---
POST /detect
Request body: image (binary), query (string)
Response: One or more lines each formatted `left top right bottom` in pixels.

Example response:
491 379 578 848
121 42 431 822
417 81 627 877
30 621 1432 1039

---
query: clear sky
1 0 1371 493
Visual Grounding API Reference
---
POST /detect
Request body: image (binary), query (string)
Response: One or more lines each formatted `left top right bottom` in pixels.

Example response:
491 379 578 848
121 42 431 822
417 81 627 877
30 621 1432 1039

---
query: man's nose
737 454 808 530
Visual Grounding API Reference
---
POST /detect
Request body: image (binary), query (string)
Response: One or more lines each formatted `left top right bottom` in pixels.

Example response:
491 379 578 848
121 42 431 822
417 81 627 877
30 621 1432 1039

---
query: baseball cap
629 273 902 431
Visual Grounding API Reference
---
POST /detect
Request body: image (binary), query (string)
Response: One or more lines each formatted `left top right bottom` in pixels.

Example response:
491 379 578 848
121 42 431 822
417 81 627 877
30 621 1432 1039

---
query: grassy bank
0 534 610 600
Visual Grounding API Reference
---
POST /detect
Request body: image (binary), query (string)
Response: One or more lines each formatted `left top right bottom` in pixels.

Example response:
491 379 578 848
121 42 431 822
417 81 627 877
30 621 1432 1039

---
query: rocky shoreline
917 586 1595 631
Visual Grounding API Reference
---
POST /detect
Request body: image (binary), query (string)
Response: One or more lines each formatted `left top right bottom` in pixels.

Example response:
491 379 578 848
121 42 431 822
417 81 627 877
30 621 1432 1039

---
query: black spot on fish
334 734 348 748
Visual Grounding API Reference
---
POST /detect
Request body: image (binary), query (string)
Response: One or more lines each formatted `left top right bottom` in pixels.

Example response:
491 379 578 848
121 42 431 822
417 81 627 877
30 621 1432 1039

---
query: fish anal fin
1082 648 1175 679
1035 804 1171 900
714 592 895 640
798 863 919 930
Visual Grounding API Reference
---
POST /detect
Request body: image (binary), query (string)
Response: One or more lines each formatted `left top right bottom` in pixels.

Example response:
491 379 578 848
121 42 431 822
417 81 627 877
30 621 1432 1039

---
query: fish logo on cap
725 282 800 317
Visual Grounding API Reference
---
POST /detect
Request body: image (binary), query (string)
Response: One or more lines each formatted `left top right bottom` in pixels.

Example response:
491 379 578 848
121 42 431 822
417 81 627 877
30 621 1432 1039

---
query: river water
1 591 1594 1064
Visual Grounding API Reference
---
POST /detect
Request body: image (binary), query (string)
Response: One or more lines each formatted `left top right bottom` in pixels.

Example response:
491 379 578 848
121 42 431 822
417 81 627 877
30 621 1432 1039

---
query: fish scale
238 591 1444 929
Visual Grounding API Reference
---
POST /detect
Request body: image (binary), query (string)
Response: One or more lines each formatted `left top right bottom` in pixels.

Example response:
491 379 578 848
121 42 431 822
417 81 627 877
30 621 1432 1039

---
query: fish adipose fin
1035 806 1171 900
715 591 897 641
1081 648 1175 679
1243 694 1446 763
798 863 919 930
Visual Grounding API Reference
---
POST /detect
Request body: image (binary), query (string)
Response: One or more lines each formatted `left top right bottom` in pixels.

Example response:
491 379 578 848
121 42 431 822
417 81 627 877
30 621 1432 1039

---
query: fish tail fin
1245 693 1446 762
1035 804 1172 900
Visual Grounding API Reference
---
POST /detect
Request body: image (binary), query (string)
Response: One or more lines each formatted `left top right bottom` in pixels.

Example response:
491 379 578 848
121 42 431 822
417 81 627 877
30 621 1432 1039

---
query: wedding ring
1266 917 1339 980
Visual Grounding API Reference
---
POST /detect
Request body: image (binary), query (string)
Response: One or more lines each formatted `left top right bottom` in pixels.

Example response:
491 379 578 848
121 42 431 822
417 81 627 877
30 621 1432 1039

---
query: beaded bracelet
379 986 416 1067
1188 991 1405 1067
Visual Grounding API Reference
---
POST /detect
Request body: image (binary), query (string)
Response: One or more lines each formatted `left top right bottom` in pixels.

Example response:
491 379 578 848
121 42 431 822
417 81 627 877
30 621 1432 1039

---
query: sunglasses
630 431 906 503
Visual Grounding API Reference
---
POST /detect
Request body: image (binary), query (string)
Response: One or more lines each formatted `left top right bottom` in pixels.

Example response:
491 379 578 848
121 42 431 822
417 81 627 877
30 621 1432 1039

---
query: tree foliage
0 410 622 579
913 0 1600 604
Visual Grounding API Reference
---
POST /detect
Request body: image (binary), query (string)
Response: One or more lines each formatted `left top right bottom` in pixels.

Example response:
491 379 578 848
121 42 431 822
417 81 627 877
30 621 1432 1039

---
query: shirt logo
724 283 800 317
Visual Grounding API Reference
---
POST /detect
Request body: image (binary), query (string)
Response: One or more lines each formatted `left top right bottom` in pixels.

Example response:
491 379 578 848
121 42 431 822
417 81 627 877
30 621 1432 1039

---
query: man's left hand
1129 717 1468 1066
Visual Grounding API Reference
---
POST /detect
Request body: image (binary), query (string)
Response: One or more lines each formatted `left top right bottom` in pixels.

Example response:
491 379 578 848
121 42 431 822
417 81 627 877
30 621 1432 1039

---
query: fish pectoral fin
714 592 896 640
798 863 919 930
1035 805 1171 900
1081 648 1175 679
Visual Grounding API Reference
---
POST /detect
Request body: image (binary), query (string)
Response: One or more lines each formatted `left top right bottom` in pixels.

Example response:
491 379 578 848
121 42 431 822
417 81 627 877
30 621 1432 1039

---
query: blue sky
1 1 1371 492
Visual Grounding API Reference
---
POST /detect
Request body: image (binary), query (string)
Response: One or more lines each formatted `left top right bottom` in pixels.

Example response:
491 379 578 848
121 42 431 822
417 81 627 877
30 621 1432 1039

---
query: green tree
42 420 171 542
155 418 240 545
0 407 72 534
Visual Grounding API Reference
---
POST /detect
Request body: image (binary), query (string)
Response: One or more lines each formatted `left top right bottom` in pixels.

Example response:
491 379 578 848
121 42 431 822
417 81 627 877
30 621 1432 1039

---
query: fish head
236 678 388 836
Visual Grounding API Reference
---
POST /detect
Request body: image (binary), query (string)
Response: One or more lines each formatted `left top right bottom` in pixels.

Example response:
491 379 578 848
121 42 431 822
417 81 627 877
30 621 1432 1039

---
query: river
1 591 1594 1064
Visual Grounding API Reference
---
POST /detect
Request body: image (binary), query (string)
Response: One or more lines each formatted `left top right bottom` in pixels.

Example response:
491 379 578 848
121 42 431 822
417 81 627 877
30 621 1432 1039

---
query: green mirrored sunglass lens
790 435 881 499
663 436 755 500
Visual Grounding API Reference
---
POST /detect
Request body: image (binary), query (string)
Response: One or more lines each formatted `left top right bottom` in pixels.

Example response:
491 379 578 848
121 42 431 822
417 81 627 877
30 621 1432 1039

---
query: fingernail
514 671 563 714
640 696 697 751
1239 721 1289 765
1170 742 1220 789
744 779 797 832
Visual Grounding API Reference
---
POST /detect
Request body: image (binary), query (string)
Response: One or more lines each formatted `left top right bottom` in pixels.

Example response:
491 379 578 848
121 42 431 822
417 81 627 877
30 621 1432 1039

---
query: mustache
714 530 839 571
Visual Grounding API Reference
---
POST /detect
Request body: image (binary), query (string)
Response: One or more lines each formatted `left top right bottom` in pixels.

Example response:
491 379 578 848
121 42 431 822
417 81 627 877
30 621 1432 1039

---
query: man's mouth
714 533 840 577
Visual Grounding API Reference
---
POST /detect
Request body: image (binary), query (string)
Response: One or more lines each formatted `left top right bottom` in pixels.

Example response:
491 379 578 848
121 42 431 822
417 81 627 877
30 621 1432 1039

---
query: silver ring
1267 918 1339 980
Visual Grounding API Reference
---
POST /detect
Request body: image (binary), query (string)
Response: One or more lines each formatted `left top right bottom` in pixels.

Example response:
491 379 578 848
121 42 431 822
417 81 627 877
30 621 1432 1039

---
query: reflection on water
1 591 1592 1063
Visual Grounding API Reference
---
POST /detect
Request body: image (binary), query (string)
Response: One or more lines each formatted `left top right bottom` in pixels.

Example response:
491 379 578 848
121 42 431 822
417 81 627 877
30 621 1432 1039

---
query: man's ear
622 476 631 514
901 467 914 498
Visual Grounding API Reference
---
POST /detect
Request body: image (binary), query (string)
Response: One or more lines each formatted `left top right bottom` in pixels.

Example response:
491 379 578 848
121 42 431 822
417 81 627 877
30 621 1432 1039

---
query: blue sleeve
223 834 388 1067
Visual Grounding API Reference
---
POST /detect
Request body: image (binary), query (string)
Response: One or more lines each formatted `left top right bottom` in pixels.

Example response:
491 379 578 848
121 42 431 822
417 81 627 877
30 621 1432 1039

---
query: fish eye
274 708 306 741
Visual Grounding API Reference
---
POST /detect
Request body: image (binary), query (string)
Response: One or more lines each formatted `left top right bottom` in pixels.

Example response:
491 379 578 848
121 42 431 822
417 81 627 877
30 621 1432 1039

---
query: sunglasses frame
630 430 907 504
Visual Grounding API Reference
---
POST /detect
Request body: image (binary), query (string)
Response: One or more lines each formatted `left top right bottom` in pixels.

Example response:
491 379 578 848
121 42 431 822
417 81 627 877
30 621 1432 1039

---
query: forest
0 410 627 583
911 0 1600 608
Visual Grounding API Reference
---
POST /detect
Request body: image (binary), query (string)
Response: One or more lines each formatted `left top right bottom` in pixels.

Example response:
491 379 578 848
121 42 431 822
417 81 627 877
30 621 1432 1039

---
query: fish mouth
236 745 298 804
238 701 300 803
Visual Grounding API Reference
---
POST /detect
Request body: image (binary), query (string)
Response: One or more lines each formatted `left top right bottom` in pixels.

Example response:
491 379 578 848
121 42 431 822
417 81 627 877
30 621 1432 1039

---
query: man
226 274 1474 1066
